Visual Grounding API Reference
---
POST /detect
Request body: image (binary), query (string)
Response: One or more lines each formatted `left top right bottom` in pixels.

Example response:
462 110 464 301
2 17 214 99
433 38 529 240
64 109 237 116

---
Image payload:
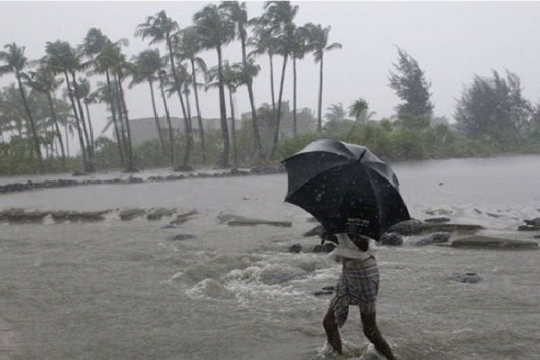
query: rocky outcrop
387 220 424 236
218 214 292 227
452 236 539 250
379 233 404 246
424 217 451 224
147 208 176 221
388 220 483 236
6 211 49 223
119 208 147 221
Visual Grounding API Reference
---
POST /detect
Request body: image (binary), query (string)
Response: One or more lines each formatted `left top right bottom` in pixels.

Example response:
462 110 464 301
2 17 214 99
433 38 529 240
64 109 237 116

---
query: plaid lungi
329 256 379 328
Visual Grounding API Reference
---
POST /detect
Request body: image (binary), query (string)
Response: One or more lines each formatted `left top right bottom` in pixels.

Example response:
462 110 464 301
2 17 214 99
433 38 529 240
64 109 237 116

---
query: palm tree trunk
84 102 95 150
216 44 230 169
117 71 136 172
317 55 324 132
293 56 298 138
114 74 129 167
64 122 70 159
271 53 289 157
105 70 125 167
148 80 166 155
46 91 66 170
167 38 192 170
269 54 276 122
183 83 195 166
228 87 238 168
158 71 175 168
190 58 207 165
71 73 95 172
64 71 89 172
240 34 265 161
16 75 44 173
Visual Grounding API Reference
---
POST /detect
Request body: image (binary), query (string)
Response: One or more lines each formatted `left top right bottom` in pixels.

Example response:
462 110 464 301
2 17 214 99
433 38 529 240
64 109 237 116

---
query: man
322 233 396 360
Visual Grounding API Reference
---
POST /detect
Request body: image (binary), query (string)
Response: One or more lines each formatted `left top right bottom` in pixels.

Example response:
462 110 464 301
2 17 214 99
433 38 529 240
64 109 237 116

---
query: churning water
0 155 539 360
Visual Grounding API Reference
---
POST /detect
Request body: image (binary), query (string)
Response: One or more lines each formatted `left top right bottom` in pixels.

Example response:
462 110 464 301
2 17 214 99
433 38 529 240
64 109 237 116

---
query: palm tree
221 1 265 160
44 40 92 172
304 23 342 132
193 4 236 168
130 49 167 156
290 24 309 137
175 26 208 164
24 66 67 169
260 1 298 157
325 103 346 122
136 10 193 170
76 78 96 151
346 98 375 140
157 69 176 167
0 42 44 172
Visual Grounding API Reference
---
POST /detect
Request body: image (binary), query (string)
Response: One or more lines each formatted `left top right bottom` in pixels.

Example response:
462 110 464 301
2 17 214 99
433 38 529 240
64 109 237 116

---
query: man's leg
323 307 342 355
360 312 396 360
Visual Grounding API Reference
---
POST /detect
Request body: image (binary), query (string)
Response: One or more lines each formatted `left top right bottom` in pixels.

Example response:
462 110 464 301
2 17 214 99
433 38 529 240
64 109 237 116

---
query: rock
7 211 49 223
387 220 424 236
69 210 110 222
147 208 176 221
424 217 451 224
313 290 334 297
379 232 404 246
119 208 147 221
524 217 540 226
0 208 25 221
533 234 540 239
229 168 249 176
322 286 335 291
423 223 484 234
160 224 183 229
473 208 483 214
169 234 196 241
425 208 452 216
416 232 451 246
72 171 86 176
486 212 505 219
219 214 292 227
451 272 482 284
170 210 199 225
313 242 336 253
303 225 325 237
289 244 303 253
517 225 540 232
249 164 285 174
452 236 539 250
128 177 144 184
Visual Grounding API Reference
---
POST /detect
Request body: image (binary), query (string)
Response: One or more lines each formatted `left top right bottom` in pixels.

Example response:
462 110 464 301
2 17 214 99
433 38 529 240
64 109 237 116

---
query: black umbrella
282 138 410 240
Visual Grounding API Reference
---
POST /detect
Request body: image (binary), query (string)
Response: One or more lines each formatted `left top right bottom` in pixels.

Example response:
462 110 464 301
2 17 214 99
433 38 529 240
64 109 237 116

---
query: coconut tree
130 49 167 156
0 42 44 172
260 1 298 157
174 26 208 164
346 98 376 140
136 10 193 170
304 23 342 132
44 40 92 172
193 4 236 168
76 78 96 151
157 68 176 167
24 66 67 169
221 1 265 160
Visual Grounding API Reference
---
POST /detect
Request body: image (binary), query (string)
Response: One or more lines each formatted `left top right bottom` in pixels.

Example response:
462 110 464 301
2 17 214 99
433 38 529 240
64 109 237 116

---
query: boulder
452 236 539 250
7 211 49 223
524 217 540 226
289 244 303 253
424 217 451 224
517 225 540 232
313 242 336 253
69 210 110 222
416 232 451 246
423 223 484 234
533 234 540 239
451 272 482 284
387 220 424 236
119 208 147 221
379 232 404 246
218 214 291 227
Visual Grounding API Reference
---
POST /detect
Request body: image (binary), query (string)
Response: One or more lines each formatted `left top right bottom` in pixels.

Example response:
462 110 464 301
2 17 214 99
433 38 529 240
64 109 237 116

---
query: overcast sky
1 1 540 146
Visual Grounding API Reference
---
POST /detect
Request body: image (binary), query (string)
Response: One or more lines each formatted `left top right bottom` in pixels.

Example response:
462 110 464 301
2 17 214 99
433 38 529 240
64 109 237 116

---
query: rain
0 2 540 360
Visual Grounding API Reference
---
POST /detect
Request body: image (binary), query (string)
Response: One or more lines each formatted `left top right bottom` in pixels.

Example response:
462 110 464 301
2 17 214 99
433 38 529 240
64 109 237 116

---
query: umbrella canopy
282 138 410 240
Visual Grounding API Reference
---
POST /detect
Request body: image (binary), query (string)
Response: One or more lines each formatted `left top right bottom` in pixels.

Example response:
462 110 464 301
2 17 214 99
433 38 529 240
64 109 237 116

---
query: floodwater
0 155 539 360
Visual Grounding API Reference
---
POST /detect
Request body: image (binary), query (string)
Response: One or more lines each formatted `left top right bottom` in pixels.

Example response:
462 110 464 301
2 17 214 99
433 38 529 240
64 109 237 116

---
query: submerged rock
7 211 49 223
451 272 482 284
524 217 540 226
119 208 147 221
416 232 451 246
452 236 539 250
313 242 336 253
169 234 196 241
289 244 303 253
219 213 291 227
170 210 198 225
387 220 424 236
147 208 176 221
518 224 540 231
379 232 403 246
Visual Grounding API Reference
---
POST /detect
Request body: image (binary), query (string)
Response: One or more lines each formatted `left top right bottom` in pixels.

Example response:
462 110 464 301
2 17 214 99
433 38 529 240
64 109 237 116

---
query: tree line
0 1 343 174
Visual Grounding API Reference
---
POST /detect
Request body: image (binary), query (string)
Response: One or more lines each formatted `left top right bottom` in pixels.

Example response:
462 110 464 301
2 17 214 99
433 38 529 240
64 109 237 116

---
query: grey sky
1 1 540 147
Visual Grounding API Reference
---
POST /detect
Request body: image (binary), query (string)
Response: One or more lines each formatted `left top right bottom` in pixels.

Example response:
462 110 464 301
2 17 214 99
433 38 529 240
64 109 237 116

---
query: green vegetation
1 2 540 175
